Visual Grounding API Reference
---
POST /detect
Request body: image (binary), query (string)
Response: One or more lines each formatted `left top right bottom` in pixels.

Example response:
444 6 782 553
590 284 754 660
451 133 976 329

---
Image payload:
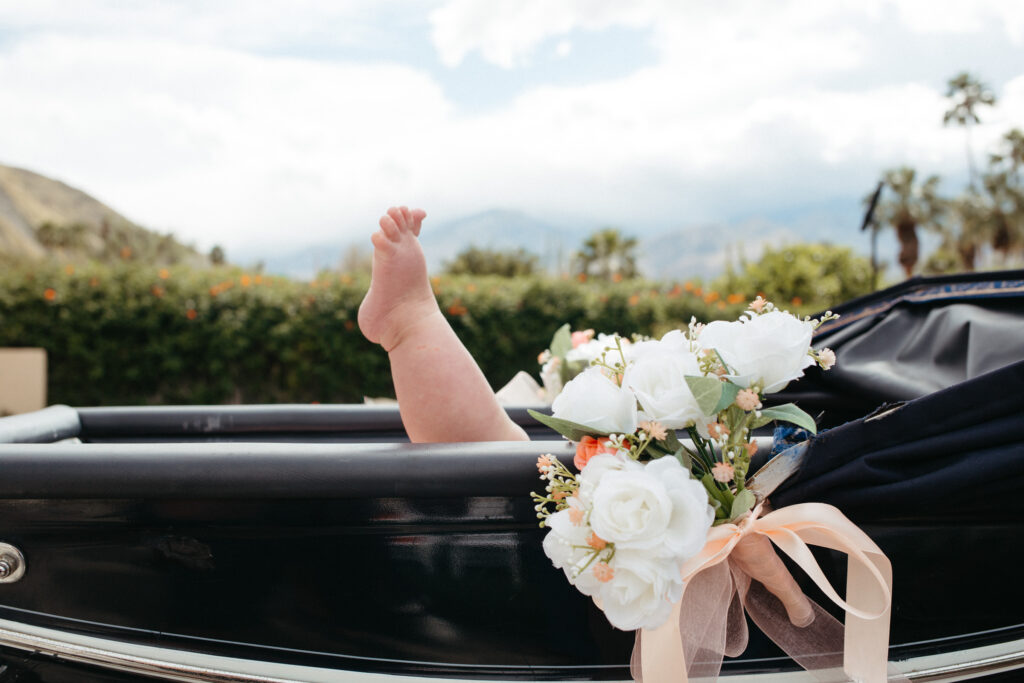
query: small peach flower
552 491 566 501
571 329 595 348
707 422 729 440
638 420 668 441
536 454 554 473
818 348 837 370
746 442 758 457
749 296 767 312
712 462 735 483
735 389 762 411
587 532 607 550
574 435 616 470
593 562 614 583
568 506 585 526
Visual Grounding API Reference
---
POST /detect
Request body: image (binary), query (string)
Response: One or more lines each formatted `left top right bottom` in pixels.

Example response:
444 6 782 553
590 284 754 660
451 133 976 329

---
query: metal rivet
0 543 26 583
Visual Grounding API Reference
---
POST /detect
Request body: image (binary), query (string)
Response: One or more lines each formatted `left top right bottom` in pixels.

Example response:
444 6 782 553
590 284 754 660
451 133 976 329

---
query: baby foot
357 206 436 350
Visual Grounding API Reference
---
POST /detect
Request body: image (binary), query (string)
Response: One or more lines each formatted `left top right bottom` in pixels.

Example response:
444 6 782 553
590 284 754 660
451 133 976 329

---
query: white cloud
0 0 1022 258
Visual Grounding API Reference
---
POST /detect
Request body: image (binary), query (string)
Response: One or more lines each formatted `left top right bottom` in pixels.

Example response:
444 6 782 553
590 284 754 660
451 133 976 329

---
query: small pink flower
568 506 585 526
749 296 767 313
735 389 762 411
712 462 735 483
587 532 607 550
638 420 668 441
593 562 614 583
571 329 595 348
818 348 836 370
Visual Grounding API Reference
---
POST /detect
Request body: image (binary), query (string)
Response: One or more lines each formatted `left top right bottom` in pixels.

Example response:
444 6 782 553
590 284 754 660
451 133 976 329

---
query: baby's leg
358 206 528 443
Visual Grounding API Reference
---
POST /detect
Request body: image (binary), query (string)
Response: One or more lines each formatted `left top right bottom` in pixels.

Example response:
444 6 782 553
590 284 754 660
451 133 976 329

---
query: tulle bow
632 503 892 682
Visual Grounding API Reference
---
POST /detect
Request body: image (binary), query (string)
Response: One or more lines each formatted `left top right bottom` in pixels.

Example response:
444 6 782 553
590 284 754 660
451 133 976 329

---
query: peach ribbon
632 503 892 682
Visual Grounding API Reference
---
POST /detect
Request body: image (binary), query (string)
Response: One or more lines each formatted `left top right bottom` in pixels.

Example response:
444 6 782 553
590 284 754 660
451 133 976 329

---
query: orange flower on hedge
120 247 132 260
64 265 75 275
628 294 640 306
240 275 252 287
89 277 99 287
791 296 803 306
574 435 616 470
43 288 57 301
726 293 745 304
447 302 468 316
151 286 164 298
186 308 197 320
158 268 170 280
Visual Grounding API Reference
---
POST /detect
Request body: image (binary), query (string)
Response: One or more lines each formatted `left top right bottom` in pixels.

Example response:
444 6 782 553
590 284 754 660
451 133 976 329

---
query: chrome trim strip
2 616 1023 682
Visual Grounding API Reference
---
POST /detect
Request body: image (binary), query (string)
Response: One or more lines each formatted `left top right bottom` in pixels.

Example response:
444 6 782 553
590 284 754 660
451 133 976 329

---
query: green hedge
0 263 748 406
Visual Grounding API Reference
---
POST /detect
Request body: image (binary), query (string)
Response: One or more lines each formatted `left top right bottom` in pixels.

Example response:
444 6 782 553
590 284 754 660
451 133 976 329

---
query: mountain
418 208 588 273
252 201 882 282
0 164 203 266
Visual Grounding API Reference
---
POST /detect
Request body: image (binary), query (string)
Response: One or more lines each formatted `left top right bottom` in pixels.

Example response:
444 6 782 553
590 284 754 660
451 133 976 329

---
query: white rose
551 368 638 435
596 548 684 630
577 453 642 503
589 457 713 556
699 311 815 393
542 502 604 597
622 346 706 429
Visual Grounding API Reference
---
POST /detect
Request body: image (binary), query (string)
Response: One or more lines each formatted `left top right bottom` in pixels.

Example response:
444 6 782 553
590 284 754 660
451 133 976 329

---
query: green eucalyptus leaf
527 409 608 441
549 323 572 359
748 414 774 430
713 381 742 414
685 375 723 416
661 428 683 452
730 489 756 520
673 446 693 472
757 403 818 434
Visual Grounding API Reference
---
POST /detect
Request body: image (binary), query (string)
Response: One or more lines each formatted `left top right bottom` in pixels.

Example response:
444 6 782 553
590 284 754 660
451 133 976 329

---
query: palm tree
943 73 997 189
984 129 1024 264
573 228 639 280
875 167 946 278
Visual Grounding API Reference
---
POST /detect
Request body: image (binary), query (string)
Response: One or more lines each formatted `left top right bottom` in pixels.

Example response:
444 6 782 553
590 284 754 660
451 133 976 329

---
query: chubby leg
358 206 528 443
730 533 814 627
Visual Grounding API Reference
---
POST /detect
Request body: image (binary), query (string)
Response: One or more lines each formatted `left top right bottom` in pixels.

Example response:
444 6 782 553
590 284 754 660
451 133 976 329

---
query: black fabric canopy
767 270 1024 522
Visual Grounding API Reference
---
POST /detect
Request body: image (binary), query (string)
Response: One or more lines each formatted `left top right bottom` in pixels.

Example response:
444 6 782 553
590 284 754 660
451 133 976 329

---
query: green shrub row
0 263 751 406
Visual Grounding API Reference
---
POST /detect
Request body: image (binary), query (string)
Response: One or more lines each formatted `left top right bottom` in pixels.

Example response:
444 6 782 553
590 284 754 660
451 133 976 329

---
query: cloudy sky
1 0 1022 256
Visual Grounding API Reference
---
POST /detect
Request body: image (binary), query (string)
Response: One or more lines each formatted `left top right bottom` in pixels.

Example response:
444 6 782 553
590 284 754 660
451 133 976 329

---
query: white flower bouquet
529 298 839 631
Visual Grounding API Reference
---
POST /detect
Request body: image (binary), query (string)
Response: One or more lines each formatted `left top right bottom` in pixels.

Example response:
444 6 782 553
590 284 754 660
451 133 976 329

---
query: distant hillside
0 164 204 266
249 201 882 282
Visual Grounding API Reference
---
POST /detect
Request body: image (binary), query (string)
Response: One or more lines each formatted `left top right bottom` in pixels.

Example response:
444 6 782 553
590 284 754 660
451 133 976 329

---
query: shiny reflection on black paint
0 496 635 669
1 496 1022 677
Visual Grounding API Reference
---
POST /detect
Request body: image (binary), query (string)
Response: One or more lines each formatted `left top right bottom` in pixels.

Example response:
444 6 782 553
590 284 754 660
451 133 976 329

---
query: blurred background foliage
0 258 806 406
